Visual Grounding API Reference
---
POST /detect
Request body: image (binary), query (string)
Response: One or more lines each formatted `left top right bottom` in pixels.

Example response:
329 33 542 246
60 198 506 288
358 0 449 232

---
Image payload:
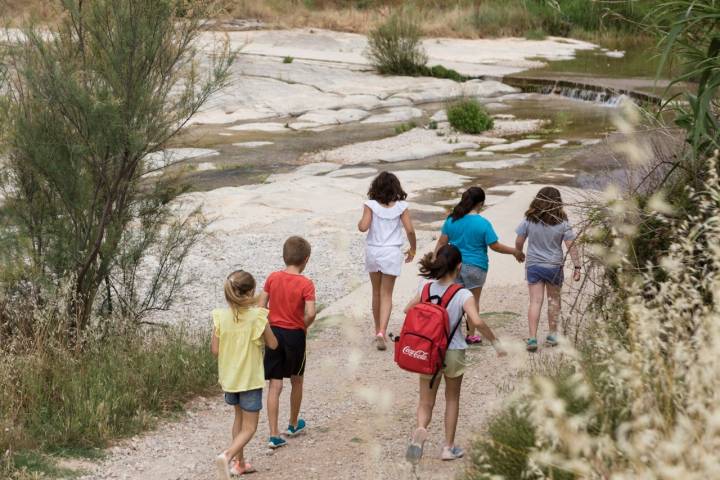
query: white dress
364 199 408 277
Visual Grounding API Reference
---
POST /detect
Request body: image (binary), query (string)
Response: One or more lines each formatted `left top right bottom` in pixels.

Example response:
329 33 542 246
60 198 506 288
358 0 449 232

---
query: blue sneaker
526 338 538 352
268 436 287 449
545 334 558 347
287 418 306 437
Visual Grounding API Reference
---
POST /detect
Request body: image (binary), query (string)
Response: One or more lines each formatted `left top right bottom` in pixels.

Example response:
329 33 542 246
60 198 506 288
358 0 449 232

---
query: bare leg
546 283 562 334
369 272 382 334
226 410 259 463
232 404 242 440
527 282 546 339
466 287 483 337
267 379 283 437
417 376 440 429
378 274 397 337
289 375 303 428
443 374 463 447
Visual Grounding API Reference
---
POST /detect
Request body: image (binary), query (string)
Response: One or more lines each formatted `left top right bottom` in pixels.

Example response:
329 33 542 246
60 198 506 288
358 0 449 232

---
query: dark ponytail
450 186 485 221
419 244 462 279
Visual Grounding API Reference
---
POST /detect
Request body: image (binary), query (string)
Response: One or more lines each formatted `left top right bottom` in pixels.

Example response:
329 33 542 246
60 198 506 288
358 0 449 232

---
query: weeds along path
79 241 539 480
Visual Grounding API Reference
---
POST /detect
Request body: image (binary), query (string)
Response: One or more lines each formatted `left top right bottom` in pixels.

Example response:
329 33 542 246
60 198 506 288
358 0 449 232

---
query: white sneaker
215 453 231 480
441 445 464 461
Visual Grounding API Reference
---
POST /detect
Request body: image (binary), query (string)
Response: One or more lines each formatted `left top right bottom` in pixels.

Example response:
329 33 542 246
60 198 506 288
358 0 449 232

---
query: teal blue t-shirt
441 214 499 270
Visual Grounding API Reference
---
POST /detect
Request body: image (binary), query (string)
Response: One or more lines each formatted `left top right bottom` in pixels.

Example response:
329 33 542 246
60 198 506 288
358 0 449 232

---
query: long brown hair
224 270 256 321
419 245 462 279
450 186 485 221
367 171 407 205
525 186 568 225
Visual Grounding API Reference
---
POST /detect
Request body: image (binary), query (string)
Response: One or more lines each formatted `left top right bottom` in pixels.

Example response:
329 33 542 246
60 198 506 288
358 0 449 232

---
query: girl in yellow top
212 270 278 479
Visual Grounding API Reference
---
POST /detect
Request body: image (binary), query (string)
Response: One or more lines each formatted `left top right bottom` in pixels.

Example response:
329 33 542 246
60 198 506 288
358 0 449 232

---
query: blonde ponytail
224 270 257 321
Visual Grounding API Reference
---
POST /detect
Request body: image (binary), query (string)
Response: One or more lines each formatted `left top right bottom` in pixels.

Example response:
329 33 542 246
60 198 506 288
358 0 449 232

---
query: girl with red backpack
403 245 506 463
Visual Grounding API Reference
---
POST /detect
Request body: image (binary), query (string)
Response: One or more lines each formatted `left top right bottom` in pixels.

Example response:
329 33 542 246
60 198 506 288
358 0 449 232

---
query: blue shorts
527 265 563 286
456 264 488 290
224 388 263 412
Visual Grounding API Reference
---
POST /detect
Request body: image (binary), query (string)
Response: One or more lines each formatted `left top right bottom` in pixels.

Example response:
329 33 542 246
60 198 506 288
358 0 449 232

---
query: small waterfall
501 76 659 107
538 80 628 106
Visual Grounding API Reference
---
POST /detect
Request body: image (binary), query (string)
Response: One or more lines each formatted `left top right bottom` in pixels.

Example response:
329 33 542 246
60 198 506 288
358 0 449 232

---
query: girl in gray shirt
515 187 581 352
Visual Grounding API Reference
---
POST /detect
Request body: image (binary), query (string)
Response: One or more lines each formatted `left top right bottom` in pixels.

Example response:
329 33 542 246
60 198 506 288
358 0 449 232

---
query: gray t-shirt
417 280 473 350
516 219 576 268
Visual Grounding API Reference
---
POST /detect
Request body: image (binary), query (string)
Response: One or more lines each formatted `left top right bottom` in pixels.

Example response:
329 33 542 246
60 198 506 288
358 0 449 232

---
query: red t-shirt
264 271 316 330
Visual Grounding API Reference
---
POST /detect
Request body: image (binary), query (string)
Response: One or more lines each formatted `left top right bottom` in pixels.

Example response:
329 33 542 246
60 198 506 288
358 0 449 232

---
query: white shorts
365 245 403 277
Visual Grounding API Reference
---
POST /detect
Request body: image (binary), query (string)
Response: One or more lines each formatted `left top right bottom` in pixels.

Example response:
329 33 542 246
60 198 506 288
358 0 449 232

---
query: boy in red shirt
259 236 316 449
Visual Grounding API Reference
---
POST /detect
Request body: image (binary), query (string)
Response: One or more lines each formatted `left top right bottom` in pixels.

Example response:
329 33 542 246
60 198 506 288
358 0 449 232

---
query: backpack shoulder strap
439 284 463 309
420 283 432 303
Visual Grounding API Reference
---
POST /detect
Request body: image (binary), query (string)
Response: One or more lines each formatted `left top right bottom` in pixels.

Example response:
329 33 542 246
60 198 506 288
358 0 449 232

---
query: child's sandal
230 459 256 476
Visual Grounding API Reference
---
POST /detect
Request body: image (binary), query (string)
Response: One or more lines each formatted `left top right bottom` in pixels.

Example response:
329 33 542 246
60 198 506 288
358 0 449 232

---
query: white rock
361 107 423 124
580 138 602 146
542 139 569 149
229 122 289 132
144 148 219 171
233 141 274 148
288 121 323 130
326 167 378 178
296 108 370 125
606 50 625 58
465 151 494 157
483 139 544 152
309 128 477 164
196 162 217 171
431 110 447 122
457 156 532 169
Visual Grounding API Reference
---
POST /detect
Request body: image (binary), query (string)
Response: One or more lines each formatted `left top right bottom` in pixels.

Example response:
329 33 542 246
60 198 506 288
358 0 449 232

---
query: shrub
365 8 427 75
446 99 493 134
283 56 294 63
0 327 216 458
394 121 416 134
426 64 465 82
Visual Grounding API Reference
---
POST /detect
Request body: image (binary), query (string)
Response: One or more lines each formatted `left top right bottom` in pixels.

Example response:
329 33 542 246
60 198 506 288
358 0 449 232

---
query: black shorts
264 326 306 379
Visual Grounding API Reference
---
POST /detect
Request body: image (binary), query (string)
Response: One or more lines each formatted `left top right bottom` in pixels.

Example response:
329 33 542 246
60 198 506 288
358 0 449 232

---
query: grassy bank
223 0 656 45
7 0 656 48
1 328 217 478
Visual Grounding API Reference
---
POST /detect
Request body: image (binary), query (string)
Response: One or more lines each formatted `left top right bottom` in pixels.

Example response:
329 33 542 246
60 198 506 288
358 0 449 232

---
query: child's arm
489 241 525 263
304 300 317 328
463 297 506 357
211 331 219 357
404 292 421 314
358 205 372 232
400 209 417 263
258 291 269 308
433 234 449 259
263 324 279 350
565 239 581 281
515 235 526 254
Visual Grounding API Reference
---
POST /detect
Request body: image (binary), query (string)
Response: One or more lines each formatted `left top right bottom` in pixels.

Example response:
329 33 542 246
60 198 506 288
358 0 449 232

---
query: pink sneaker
465 335 482 345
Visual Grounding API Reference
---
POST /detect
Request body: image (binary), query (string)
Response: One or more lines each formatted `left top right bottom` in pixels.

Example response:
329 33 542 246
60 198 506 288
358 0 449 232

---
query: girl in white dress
357 172 417 351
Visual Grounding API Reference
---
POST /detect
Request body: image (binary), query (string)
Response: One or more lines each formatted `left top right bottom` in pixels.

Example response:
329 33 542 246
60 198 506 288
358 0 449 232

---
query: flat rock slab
144 148 219 171
326 167 378 178
361 107 423 124
484 139 544 152
457 156 532 170
296 108 370 126
309 128 478 164
233 141 274 148
229 122 289 132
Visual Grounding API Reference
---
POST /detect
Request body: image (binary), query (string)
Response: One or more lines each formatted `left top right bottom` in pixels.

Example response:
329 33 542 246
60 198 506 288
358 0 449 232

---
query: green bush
446 99 493 134
365 8 427 75
283 56 294 63
0 328 217 456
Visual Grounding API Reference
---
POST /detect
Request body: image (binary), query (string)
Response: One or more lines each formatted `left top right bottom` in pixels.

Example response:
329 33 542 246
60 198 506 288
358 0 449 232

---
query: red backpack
393 283 463 387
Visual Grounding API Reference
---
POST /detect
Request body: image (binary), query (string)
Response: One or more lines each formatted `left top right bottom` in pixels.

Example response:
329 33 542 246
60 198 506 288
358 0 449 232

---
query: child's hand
513 250 525 263
491 340 507 357
405 249 415 263
573 267 581 282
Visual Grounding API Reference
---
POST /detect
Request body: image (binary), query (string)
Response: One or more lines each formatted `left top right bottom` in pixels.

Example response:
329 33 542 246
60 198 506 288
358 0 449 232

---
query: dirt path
77 235 539 480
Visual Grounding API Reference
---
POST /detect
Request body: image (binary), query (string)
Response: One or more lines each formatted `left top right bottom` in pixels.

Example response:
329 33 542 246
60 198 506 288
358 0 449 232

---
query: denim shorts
526 265 564 286
224 388 263 412
456 264 488 290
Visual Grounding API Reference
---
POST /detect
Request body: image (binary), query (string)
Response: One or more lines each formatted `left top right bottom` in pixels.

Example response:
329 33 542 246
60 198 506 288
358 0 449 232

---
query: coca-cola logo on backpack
402 346 428 361
392 283 463 388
